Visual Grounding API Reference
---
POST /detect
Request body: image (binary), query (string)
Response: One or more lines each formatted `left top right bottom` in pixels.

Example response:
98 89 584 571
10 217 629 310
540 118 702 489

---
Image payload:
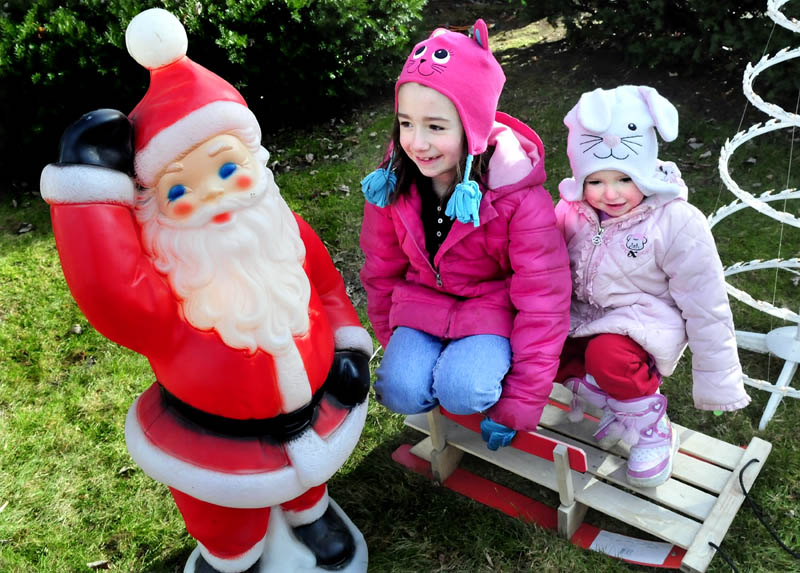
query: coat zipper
396 207 442 287
583 222 604 302
590 225 605 246
579 199 656 303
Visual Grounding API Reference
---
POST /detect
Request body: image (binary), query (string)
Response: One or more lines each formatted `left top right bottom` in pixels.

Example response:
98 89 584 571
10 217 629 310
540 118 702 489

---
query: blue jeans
374 326 511 415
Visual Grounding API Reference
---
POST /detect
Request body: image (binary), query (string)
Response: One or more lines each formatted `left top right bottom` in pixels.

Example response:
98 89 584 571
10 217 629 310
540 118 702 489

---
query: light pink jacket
555 189 750 411
360 112 571 431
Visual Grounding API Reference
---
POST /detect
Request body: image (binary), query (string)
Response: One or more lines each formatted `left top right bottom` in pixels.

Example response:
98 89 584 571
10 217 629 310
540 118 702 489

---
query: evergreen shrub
521 0 799 93
0 0 425 185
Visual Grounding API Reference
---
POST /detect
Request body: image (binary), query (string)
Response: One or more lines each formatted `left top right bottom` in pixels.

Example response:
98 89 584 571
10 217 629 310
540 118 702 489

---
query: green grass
4 9 800 573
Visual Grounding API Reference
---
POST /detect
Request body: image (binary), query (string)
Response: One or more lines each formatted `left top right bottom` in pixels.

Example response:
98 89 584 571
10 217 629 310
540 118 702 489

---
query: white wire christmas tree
709 0 800 429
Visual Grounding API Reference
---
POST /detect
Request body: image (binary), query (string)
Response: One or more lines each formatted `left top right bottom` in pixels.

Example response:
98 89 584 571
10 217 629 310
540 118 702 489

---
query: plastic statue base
183 499 368 573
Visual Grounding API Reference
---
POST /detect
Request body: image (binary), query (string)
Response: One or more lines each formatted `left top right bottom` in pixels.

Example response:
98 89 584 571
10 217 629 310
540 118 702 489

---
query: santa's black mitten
325 350 370 407
58 108 134 175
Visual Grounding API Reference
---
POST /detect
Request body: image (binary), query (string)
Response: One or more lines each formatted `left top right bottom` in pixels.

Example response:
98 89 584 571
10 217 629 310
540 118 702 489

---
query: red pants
170 483 328 561
556 334 660 400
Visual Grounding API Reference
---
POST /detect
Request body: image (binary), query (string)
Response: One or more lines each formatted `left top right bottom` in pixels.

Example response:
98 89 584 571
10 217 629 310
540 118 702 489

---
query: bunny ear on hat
576 88 615 133
638 86 679 142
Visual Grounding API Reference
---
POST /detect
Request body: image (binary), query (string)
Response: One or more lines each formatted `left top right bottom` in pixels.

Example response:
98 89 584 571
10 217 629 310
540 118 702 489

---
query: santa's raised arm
40 8 372 573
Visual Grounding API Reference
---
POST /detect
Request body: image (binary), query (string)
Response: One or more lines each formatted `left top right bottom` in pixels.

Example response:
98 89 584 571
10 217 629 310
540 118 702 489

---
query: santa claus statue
39 8 372 573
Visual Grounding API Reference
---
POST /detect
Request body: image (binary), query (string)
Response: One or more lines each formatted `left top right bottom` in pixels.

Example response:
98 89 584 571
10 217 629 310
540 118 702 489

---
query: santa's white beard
135 162 311 356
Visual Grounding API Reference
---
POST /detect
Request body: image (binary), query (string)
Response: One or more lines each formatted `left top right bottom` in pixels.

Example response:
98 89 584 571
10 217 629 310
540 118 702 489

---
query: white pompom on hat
125 8 261 187
558 85 687 202
125 8 187 70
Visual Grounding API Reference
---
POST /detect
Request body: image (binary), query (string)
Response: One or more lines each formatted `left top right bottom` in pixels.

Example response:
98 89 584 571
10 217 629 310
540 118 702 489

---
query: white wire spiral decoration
710 0 800 425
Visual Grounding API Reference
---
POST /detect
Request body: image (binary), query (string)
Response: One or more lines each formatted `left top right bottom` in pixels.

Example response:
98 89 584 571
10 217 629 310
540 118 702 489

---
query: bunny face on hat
559 85 685 202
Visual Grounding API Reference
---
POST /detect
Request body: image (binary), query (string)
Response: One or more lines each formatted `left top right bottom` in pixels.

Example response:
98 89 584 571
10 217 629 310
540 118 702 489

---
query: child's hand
480 417 516 451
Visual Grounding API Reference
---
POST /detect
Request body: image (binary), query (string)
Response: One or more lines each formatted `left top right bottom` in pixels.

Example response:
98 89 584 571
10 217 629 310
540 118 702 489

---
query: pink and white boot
606 393 679 488
563 374 620 448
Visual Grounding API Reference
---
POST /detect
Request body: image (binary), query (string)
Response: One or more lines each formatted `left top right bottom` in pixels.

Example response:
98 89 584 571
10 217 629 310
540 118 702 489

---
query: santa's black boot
194 554 260 573
292 506 356 570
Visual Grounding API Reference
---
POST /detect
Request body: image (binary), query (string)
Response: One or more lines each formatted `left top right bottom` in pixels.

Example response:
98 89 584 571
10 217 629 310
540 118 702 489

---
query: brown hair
381 117 494 204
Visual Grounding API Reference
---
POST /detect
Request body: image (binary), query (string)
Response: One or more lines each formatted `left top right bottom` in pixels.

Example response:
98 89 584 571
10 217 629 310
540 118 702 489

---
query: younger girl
359 19 571 449
555 85 751 487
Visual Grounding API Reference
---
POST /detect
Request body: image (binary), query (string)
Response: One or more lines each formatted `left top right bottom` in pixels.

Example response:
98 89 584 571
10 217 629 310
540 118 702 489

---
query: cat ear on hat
473 19 490 50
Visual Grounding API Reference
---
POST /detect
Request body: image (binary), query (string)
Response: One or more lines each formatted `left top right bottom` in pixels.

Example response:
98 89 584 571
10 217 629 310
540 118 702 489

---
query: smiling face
583 169 645 217
154 134 262 225
397 82 465 197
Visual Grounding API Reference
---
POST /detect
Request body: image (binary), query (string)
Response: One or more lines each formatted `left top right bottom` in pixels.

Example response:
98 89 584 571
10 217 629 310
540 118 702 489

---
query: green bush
516 0 799 85
506 0 800 123
0 0 425 186
552 1 775 71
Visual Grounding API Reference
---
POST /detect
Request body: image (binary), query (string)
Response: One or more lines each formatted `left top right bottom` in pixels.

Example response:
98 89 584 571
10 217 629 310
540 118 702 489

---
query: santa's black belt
158 382 327 442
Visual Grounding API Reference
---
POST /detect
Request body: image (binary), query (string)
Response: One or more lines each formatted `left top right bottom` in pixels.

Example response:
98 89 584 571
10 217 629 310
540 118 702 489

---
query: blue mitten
480 417 516 451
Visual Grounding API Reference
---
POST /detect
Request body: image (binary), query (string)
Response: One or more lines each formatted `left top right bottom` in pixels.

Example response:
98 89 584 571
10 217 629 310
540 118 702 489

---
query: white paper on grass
589 530 673 565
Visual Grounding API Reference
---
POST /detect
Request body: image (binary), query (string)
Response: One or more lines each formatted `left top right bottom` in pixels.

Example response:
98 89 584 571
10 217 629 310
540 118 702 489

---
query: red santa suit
41 11 373 569
41 183 372 564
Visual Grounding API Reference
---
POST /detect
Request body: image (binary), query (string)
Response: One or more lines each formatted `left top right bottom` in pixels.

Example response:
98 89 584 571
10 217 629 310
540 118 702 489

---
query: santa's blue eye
219 162 237 179
168 184 186 202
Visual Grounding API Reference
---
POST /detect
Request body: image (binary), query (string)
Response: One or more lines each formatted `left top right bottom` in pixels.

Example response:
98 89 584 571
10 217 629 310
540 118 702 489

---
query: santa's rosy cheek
172 203 194 217
235 175 252 189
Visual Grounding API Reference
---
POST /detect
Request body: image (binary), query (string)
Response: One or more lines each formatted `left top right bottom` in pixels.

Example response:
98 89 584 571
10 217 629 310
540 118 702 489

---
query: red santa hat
125 8 261 187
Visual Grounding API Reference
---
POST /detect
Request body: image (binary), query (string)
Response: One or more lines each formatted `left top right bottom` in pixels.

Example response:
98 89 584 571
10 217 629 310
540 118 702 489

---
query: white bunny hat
559 85 686 202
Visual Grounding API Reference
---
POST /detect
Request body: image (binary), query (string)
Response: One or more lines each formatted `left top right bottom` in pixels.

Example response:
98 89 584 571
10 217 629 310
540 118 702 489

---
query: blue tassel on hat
445 154 482 227
361 155 397 208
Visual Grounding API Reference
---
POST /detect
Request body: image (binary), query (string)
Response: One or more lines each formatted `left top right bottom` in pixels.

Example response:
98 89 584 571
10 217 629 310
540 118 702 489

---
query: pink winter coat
360 112 571 431
555 189 751 412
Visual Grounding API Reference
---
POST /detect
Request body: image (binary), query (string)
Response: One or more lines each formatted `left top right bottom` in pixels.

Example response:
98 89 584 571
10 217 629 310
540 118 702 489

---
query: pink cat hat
559 85 687 202
362 19 506 226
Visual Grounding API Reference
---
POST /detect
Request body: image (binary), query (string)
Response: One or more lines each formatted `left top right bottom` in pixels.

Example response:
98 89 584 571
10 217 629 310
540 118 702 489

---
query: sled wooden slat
438 409 588 472
548 385 745 470
537 405 731 495
534 425 717 521
405 413 701 549
403 384 772 573
680 437 772 573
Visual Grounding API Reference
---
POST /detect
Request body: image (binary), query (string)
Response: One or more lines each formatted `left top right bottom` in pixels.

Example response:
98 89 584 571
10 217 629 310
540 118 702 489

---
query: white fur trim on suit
197 535 266 573
334 326 373 357
124 398 368 508
134 101 260 187
40 164 135 206
284 399 367 488
282 490 329 527
274 346 313 412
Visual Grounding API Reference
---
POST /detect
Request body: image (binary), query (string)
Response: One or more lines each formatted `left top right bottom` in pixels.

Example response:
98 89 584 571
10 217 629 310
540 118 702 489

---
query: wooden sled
395 384 772 573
